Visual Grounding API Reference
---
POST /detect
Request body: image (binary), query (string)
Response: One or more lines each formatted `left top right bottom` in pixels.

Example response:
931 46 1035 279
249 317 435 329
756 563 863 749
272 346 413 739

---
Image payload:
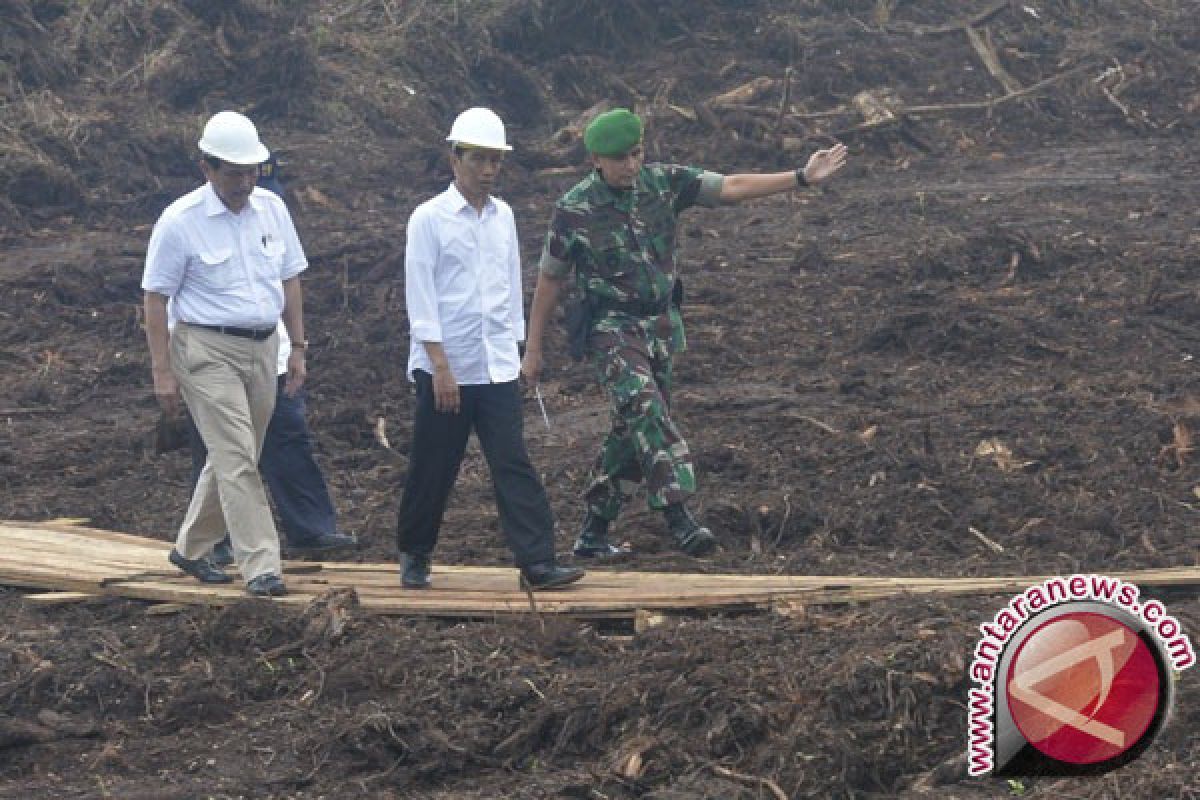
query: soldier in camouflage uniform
523 109 847 557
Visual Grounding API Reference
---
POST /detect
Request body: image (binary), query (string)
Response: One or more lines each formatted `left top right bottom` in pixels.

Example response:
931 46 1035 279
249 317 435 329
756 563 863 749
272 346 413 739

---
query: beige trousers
171 323 281 581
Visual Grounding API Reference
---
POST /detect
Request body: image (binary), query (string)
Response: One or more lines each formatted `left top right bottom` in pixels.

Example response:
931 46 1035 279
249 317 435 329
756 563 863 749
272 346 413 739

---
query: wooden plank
23 591 102 605
5 521 1200 620
4 520 173 548
145 603 194 616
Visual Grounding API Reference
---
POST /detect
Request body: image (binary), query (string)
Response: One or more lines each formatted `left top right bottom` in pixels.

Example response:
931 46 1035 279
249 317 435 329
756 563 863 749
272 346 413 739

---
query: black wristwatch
794 167 808 188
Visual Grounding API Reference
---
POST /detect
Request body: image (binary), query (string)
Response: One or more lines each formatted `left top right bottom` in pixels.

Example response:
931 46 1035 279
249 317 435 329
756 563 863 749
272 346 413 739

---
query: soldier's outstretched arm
718 142 848 203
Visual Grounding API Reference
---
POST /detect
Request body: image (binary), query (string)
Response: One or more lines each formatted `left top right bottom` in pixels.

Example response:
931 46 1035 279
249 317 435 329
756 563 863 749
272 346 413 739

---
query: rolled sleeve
538 207 574 279
695 171 726 208
538 250 571 279
506 214 526 341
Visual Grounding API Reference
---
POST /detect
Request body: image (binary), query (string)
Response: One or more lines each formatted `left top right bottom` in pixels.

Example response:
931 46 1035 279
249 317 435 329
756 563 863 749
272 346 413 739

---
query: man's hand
152 366 181 418
284 350 307 397
803 142 849 185
432 365 460 414
521 346 543 386
153 409 190 454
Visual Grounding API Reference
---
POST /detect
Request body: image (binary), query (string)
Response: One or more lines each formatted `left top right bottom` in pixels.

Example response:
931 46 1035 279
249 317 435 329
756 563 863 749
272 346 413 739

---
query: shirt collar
202 183 266 217
445 182 495 216
587 169 636 212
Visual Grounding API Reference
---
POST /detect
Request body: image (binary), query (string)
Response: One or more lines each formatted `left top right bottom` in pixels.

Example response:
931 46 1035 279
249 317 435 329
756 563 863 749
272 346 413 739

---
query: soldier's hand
431 366 460 414
521 347 543 386
803 142 848 185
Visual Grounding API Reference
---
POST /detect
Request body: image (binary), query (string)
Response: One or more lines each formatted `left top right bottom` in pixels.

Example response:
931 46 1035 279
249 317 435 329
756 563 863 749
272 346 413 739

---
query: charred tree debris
2 1 1200 798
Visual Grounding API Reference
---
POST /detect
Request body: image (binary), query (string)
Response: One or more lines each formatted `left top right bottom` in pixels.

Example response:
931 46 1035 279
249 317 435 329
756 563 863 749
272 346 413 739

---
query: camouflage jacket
539 164 723 350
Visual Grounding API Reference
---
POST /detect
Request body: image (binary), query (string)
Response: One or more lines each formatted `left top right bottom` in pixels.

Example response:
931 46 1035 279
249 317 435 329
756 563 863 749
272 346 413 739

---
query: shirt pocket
647 230 677 271
636 196 677 265
483 228 510 271
191 247 237 290
439 228 477 269
254 237 286 279
586 226 634 280
593 243 633 280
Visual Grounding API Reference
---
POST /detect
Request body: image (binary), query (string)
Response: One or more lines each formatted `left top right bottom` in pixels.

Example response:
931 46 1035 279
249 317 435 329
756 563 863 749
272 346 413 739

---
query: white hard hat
445 107 512 151
198 111 270 165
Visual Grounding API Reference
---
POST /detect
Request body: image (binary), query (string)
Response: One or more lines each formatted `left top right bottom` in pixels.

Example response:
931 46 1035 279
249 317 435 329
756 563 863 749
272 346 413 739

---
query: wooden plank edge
22 591 103 606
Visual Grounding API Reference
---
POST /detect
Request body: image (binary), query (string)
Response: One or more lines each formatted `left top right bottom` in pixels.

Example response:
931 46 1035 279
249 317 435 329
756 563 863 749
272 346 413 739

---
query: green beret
584 109 643 156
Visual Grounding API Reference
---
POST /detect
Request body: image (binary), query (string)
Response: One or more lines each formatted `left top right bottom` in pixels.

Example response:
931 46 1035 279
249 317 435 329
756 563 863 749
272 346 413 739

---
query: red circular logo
1006 611 1161 765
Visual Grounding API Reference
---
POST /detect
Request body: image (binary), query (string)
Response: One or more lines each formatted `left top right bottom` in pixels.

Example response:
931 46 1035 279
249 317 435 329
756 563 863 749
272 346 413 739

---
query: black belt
193 324 276 341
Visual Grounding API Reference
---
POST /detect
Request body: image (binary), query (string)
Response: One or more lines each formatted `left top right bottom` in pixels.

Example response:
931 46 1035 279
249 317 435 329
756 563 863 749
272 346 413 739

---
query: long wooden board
3 520 1198 620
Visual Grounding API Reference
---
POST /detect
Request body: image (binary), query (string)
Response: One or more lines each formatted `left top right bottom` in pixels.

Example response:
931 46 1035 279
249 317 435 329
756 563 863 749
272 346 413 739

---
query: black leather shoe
288 532 358 554
573 512 630 558
246 573 287 597
520 562 585 591
169 548 233 584
209 538 234 567
400 552 432 589
664 503 717 556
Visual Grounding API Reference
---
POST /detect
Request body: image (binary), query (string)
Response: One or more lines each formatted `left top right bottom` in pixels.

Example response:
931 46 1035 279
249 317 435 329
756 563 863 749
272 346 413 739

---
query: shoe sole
401 579 431 589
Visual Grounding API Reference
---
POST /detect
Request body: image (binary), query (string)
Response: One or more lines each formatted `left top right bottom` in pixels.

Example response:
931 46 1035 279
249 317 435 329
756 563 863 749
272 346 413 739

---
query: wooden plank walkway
3 520 1199 620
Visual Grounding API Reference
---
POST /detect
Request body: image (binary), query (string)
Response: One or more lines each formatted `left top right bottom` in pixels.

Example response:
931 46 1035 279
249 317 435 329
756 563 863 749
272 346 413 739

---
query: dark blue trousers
189 375 338 545
395 372 555 568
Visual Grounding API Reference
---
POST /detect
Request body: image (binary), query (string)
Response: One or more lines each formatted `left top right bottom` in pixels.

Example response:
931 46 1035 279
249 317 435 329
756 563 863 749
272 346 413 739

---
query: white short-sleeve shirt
142 183 307 331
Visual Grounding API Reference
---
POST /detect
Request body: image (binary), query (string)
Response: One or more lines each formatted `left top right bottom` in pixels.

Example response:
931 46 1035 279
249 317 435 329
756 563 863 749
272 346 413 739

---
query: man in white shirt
397 107 584 591
142 111 307 597
186 161 355 567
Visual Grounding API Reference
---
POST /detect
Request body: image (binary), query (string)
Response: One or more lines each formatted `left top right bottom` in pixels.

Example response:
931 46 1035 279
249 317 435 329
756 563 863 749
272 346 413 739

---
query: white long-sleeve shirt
404 183 525 384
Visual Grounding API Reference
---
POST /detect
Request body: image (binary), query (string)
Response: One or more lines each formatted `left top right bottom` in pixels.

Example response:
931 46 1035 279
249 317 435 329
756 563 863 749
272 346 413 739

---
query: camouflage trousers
583 319 695 519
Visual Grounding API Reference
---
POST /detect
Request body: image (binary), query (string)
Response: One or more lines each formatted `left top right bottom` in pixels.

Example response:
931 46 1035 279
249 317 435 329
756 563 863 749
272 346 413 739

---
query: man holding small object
523 108 848 559
142 111 308 597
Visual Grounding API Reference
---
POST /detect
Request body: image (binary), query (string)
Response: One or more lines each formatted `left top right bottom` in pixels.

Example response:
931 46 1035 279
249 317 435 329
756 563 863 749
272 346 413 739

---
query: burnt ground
3 1 1200 797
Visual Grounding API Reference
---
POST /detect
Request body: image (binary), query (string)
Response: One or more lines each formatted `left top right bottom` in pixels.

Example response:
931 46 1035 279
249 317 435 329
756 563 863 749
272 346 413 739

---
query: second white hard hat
446 107 512 151
198 111 270 165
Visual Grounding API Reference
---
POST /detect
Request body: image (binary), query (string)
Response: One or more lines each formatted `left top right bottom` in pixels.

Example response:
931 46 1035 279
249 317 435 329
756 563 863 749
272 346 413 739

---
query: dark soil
3 1 1200 797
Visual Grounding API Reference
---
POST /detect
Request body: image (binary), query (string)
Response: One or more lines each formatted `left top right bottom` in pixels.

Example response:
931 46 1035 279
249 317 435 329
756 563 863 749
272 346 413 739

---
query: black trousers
395 371 555 568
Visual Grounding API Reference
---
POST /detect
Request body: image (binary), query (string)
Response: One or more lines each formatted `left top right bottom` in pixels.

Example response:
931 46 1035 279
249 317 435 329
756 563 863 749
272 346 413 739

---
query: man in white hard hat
184 160 357 568
396 107 584 591
142 110 308 597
